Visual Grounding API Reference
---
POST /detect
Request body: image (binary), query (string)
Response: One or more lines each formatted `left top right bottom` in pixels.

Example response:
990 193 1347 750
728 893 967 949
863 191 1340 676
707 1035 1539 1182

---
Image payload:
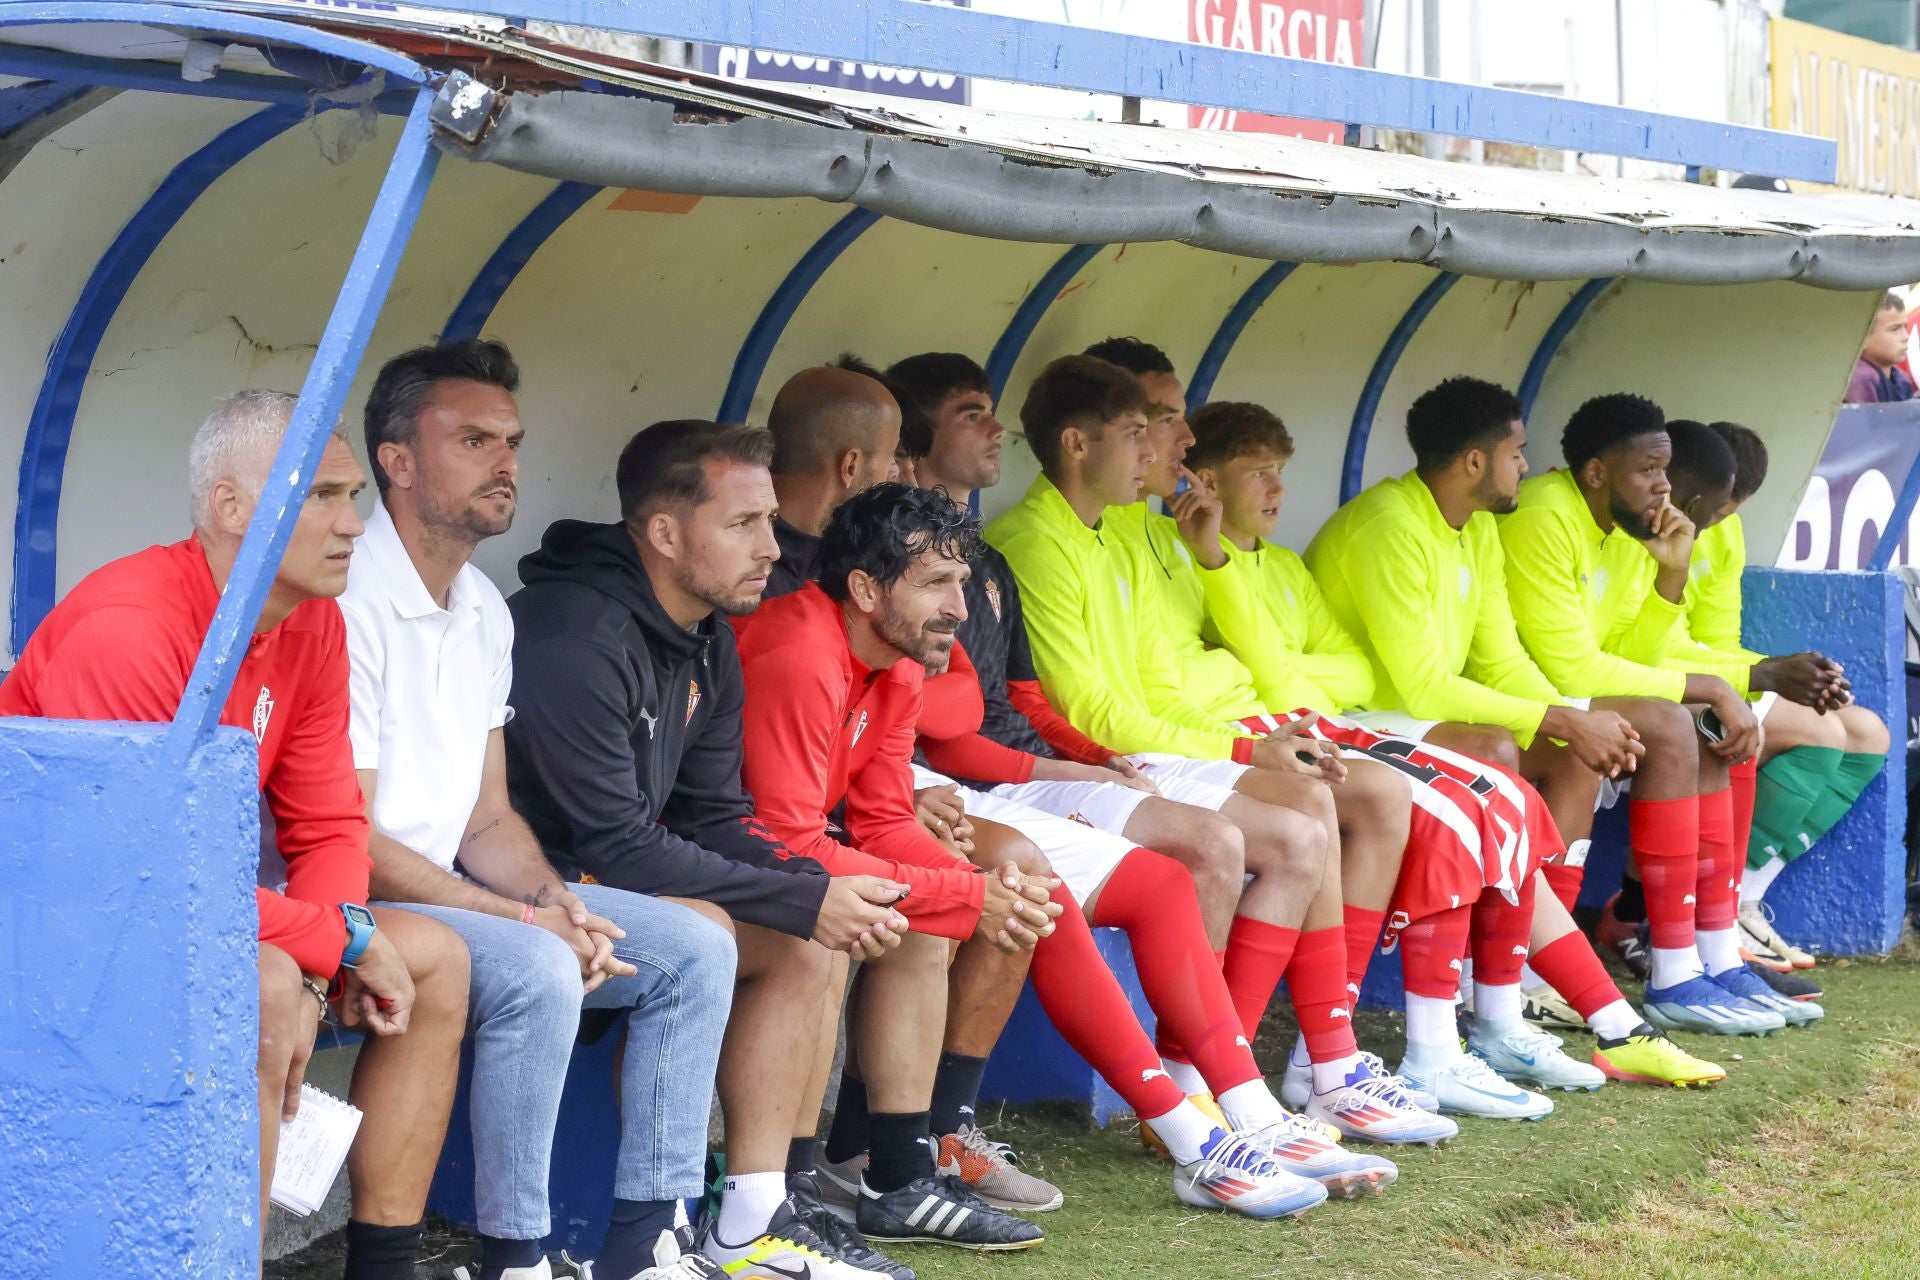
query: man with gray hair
342 340 740 1280
0 389 473 1279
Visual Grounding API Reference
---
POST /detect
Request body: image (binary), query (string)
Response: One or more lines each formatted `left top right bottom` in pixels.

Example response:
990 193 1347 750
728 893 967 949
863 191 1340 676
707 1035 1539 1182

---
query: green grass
270 951 1920 1279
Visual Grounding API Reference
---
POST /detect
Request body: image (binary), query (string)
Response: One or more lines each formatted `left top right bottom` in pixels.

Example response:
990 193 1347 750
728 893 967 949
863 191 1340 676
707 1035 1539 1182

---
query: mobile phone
1694 705 1726 744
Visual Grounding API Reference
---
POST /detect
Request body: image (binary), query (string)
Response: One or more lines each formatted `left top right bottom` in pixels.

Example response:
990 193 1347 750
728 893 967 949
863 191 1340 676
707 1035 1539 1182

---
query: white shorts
992 768 1240 839
1348 698 1592 745
911 764 1141 903
1755 691 1781 724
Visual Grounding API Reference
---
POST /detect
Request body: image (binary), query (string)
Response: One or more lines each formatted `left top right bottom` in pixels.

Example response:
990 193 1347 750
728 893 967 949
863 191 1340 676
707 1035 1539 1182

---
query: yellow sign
1771 16 1920 197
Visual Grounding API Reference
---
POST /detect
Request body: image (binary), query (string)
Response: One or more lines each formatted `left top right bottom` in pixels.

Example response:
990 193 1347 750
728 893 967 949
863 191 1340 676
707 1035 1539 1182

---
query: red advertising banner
1188 0 1366 142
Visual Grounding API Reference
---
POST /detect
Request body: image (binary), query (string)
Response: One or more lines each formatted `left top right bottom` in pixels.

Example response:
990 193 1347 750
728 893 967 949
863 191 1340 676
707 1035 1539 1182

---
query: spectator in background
1845 292 1915 404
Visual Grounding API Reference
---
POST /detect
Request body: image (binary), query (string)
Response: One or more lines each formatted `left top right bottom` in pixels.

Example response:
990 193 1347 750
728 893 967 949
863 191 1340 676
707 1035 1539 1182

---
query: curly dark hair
1710 421 1769 503
1664 419 1737 494
1405 376 1523 470
1187 401 1294 473
817 481 984 601
364 337 520 494
1561 392 1666 469
1083 336 1174 376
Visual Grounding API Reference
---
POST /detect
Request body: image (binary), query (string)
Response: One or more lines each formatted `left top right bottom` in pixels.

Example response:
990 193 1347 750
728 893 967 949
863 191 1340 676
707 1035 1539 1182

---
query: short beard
1609 495 1656 540
874 598 956 666
418 482 514 544
675 563 763 617
1470 471 1517 515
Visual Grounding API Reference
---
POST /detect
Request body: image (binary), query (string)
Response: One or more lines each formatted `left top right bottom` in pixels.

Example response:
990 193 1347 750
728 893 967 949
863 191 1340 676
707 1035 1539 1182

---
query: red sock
1092 849 1262 1093
1527 931 1624 1020
1219 916 1300 1041
1694 787 1739 932
1540 860 1584 913
1287 927 1359 1062
1028 885 1188 1118
1396 904 1472 999
1728 758 1757 900
1469 875 1536 988
1628 795 1701 949
1342 905 1387 1005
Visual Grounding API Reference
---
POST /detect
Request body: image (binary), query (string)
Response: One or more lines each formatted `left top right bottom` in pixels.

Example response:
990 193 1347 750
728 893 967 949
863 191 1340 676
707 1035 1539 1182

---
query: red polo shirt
0 538 369 976
737 585 986 940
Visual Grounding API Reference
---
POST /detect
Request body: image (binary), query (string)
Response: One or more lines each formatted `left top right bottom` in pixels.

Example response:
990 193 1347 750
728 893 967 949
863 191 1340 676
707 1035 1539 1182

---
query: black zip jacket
505 519 830 937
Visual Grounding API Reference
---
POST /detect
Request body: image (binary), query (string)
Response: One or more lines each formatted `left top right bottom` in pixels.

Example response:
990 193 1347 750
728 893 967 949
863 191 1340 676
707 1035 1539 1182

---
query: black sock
1616 875 1648 924
787 1136 819 1179
865 1112 933 1193
342 1219 424 1280
478 1234 543 1279
930 1052 987 1137
595 1198 681 1279
823 1075 870 1164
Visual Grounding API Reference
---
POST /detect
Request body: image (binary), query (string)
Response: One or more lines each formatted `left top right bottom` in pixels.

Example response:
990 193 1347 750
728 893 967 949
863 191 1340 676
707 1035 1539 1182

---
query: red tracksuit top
0 538 369 976
736 584 987 940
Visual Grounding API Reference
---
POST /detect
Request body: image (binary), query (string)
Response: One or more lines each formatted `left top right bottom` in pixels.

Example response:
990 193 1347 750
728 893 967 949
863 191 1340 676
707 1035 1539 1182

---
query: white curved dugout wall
0 86 1882 660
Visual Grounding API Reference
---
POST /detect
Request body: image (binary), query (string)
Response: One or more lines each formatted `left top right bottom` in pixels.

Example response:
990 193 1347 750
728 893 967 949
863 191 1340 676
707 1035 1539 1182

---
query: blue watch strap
338 903 376 968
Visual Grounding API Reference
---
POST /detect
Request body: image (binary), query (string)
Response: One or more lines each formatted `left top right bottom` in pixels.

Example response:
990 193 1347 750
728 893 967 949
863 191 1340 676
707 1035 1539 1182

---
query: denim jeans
384 884 735 1238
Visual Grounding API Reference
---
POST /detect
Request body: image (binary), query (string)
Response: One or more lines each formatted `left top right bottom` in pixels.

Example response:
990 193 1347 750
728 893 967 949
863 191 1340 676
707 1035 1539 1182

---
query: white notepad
270 1085 363 1216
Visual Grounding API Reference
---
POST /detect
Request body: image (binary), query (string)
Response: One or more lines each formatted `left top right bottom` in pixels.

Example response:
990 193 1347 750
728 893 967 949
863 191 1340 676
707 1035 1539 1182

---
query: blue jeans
385 884 735 1238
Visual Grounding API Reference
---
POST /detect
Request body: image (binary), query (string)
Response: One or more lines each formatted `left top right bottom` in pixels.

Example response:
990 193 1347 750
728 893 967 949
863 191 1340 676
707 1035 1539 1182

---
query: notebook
270 1085 363 1216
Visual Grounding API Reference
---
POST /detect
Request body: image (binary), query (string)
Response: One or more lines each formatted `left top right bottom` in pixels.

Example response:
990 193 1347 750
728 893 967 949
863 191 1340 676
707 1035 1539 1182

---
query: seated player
988 353 1477 1136
1184 398 1612 1098
887 351 1410 1150
0 391 471 1280
505 420 924 1280
342 341 742 1280
1663 419 1886 991
1496 393 1799 1037
742 483 1341 1224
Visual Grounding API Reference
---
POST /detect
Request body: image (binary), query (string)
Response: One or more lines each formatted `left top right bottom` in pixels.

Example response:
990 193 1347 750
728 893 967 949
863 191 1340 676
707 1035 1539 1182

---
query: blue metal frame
0 40 415 111
1187 260 1299 408
984 243 1104 399
0 2 427 83
716 207 882 423
0 77 91 134
1871 461 1920 572
171 84 441 747
415 0 1834 180
9 103 303 655
444 181 602 340
1517 277 1612 418
1342 272 1458 502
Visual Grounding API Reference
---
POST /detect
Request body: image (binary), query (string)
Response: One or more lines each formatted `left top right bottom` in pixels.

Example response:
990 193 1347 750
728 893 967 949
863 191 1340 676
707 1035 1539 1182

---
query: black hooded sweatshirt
505 519 830 937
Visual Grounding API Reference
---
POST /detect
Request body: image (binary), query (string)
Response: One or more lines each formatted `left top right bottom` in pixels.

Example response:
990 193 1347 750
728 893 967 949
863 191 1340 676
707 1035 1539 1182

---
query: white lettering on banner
1188 0 1364 141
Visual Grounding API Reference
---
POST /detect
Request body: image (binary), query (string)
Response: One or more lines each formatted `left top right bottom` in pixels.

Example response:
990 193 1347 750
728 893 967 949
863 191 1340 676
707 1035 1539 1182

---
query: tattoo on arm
522 885 553 908
466 817 502 845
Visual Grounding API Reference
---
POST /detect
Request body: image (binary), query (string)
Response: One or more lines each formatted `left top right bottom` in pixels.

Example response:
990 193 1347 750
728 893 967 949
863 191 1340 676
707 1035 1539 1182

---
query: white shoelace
956 1124 1016 1171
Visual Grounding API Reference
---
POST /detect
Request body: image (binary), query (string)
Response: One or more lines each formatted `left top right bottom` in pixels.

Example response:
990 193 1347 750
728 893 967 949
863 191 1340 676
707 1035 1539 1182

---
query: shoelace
1187 1131 1282 1189
1347 1054 1424 1111
1501 1025 1567 1056
798 1201 881 1260
1447 1052 1522 1090
956 1124 1017 1171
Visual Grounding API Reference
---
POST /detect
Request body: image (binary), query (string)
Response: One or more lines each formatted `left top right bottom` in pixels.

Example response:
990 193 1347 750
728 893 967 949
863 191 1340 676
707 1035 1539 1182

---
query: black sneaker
855 1174 1044 1251
788 1174 916 1280
1749 959 1824 1001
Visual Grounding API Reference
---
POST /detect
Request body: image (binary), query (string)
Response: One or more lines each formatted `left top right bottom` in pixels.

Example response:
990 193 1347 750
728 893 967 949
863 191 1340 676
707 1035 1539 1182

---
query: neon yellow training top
1664 513 1763 696
1497 468 1687 702
985 477 1250 760
1305 470 1566 746
1203 536 1374 714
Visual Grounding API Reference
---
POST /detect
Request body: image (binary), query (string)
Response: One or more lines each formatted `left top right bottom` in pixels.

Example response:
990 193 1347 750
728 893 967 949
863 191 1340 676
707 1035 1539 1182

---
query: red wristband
521 903 537 924
1231 737 1256 766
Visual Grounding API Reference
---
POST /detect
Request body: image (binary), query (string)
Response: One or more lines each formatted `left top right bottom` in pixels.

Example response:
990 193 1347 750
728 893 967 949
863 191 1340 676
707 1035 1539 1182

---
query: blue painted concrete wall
0 720 259 1275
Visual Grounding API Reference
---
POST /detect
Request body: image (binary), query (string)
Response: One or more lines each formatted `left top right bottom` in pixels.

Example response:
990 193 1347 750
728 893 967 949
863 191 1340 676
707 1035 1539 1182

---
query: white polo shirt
340 500 513 873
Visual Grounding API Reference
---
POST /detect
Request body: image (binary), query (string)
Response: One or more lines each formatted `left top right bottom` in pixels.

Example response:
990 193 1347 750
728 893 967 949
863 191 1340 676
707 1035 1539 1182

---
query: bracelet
521 902 538 924
300 976 330 1017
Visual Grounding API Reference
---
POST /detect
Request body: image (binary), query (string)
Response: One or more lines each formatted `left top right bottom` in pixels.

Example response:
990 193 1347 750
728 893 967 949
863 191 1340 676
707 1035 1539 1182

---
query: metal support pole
1870 446 1920 572
168 84 442 752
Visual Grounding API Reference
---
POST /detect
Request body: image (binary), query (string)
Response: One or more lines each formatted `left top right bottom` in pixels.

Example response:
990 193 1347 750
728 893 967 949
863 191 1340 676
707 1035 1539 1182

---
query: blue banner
1779 400 1920 571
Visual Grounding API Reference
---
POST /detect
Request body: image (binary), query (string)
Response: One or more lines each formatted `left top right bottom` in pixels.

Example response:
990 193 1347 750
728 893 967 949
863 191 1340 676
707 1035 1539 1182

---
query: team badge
685 679 701 725
251 686 275 745
1458 564 1473 600
984 577 1003 621
852 709 870 745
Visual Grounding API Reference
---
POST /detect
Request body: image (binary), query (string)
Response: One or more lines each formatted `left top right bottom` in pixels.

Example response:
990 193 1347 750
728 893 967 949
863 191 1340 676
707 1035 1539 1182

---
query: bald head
768 365 902 478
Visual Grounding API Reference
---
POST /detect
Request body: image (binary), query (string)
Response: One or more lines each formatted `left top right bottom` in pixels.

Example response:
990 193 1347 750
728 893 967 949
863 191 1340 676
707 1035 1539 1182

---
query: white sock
1697 926 1743 976
1310 1050 1367 1094
1144 1097 1221 1165
1474 981 1523 1026
1216 1079 1287 1132
1161 1056 1208 1096
1650 944 1706 988
1588 998 1642 1041
1741 856 1786 906
1401 993 1464 1069
714 1171 788 1245
1287 1033 1310 1071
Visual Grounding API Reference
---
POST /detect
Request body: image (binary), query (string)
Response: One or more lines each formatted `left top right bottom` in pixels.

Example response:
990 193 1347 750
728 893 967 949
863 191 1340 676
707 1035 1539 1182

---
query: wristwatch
338 902 377 969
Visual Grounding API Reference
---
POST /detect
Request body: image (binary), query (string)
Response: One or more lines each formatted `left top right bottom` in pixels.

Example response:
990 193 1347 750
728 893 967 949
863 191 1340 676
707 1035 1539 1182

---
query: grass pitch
271 949 1920 1280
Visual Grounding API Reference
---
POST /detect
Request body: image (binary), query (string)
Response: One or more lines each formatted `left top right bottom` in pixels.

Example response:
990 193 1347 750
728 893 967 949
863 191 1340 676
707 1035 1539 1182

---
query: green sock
1748 747 1842 869
1787 749 1888 862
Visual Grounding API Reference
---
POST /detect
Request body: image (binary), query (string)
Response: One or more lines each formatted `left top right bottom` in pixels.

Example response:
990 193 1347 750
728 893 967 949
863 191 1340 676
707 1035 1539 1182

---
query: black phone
1695 705 1726 744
